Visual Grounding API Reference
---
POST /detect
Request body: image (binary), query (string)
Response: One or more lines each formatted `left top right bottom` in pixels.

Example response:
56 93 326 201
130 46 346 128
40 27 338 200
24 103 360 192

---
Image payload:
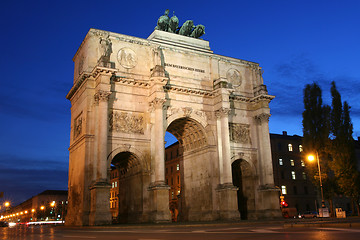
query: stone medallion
117 47 137 69
226 68 241 87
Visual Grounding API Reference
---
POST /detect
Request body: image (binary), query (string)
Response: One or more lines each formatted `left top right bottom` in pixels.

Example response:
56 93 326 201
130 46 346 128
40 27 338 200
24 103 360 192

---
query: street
1 221 360 240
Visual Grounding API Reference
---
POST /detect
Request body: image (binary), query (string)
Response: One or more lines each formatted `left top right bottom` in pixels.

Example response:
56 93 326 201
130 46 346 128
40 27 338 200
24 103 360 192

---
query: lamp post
307 152 325 208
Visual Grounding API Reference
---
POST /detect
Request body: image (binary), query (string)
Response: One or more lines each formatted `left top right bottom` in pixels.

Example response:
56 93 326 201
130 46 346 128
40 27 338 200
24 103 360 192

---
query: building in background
165 142 182 222
270 131 359 216
1 190 68 223
110 166 119 220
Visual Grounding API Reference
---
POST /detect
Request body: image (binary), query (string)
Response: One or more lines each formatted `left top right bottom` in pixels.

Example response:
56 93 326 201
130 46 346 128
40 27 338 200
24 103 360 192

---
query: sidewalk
284 217 360 228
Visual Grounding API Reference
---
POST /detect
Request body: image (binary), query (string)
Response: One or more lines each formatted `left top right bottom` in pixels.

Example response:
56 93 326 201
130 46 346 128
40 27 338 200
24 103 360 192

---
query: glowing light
24 210 28 214
40 206 45 210
4 202 10 207
307 155 315 161
50 201 55 207
32 209 35 213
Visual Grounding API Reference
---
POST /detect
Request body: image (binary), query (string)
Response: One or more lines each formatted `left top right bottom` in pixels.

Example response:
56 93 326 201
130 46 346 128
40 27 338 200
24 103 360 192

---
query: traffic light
280 200 288 207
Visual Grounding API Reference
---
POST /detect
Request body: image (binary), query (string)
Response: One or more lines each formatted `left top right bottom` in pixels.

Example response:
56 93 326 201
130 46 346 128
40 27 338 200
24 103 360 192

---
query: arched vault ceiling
167 117 207 151
111 152 139 174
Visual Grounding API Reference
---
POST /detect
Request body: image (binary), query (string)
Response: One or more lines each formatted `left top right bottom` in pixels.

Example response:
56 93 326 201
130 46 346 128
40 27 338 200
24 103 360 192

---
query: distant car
0 221 9 227
300 211 318 218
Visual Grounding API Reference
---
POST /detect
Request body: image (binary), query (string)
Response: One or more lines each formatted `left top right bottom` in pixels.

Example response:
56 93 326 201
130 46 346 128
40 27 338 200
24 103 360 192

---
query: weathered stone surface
66 28 280 226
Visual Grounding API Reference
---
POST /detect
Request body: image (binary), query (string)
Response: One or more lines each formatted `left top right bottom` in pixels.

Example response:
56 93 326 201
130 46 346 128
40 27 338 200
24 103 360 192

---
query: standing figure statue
155 9 170 31
168 11 179 33
99 37 112 63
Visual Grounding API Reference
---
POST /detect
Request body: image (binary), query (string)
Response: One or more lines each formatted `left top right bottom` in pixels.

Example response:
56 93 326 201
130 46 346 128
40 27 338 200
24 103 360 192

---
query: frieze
229 123 251 144
109 111 144 134
164 63 205 73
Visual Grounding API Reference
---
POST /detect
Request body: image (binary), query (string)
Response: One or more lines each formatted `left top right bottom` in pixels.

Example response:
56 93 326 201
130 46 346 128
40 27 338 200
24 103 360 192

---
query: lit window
291 171 296 180
290 159 294 166
288 144 293 151
302 172 307 180
301 160 305 167
178 190 180 194
115 181 117 188
279 158 283 166
281 185 287 195
112 182 114 188
177 164 180 171
299 145 303 152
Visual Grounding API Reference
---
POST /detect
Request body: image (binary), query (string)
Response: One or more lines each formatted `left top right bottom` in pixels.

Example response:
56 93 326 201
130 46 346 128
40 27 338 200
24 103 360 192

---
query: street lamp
307 152 325 208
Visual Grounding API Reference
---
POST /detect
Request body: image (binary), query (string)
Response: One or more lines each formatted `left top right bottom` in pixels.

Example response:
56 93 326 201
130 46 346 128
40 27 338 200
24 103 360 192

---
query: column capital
149 98 166 112
215 107 231 119
254 113 270 124
94 90 111 103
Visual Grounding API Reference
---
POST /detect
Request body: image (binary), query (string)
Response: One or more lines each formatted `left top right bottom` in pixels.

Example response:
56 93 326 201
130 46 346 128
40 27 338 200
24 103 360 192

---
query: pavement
61 216 360 229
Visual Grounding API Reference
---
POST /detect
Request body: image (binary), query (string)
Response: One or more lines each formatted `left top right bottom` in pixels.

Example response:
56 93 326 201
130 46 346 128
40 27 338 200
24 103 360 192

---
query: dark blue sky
1 0 359 206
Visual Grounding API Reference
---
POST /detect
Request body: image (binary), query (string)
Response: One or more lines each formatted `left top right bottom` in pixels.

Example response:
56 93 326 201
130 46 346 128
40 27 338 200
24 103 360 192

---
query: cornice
164 84 214 97
112 76 150 87
230 94 275 103
66 73 91 100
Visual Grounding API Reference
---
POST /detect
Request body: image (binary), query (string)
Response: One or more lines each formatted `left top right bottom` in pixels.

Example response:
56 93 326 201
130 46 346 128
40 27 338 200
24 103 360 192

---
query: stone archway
66 28 281 226
166 117 217 221
232 159 256 220
110 151 145 223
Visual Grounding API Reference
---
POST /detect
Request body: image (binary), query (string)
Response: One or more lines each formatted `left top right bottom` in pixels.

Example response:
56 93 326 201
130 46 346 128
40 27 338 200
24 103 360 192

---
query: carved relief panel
74 113 83 139
109 111 144 134
229 123 251 144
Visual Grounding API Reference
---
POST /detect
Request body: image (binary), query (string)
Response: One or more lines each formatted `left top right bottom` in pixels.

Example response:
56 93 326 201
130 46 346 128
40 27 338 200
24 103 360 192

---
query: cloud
267 54 360 138
0 154 68 205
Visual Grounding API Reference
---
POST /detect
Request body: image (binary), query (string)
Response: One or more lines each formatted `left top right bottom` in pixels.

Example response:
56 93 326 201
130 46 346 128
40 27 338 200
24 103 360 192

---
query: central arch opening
165 117 209 221
110 151 143 223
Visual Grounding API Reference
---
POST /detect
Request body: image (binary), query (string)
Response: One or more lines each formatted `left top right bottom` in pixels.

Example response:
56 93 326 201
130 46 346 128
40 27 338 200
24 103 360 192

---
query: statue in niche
155 9 170 31
179 20 194 36
190 24 205 38
99 36 112 63
168 11 179 33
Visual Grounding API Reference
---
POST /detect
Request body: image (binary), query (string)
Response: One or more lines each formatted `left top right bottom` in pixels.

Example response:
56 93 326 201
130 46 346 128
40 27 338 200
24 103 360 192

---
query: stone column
89 89 112 226
215 107 240 220
254 113 281 218
215 107 232 184
94 90 112 182
150 98 166 185
254 113 274 186
148 97 171 222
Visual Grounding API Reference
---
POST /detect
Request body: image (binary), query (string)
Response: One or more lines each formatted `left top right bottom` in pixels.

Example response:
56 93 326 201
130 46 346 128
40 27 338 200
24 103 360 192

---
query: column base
89 182 112 226
216 183 241 220
148 183 171 223
256 185 282 219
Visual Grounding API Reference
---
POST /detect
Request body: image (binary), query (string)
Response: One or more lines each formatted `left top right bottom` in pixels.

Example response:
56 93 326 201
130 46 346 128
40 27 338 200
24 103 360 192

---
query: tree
302 83 335 208
329 82 360 215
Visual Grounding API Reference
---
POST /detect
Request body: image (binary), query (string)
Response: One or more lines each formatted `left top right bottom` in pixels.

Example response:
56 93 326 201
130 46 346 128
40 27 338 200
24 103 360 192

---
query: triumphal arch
66 14 281 225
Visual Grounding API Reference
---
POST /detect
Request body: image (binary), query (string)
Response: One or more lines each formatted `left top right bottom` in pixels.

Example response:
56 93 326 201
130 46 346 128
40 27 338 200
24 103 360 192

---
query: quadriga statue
155 9 170 31
179 20 194 36
190 25 205 38
168 12 179 33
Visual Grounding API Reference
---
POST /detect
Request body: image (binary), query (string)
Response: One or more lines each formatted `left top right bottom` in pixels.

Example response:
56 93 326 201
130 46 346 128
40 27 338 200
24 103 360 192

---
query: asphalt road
1 222 360 240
